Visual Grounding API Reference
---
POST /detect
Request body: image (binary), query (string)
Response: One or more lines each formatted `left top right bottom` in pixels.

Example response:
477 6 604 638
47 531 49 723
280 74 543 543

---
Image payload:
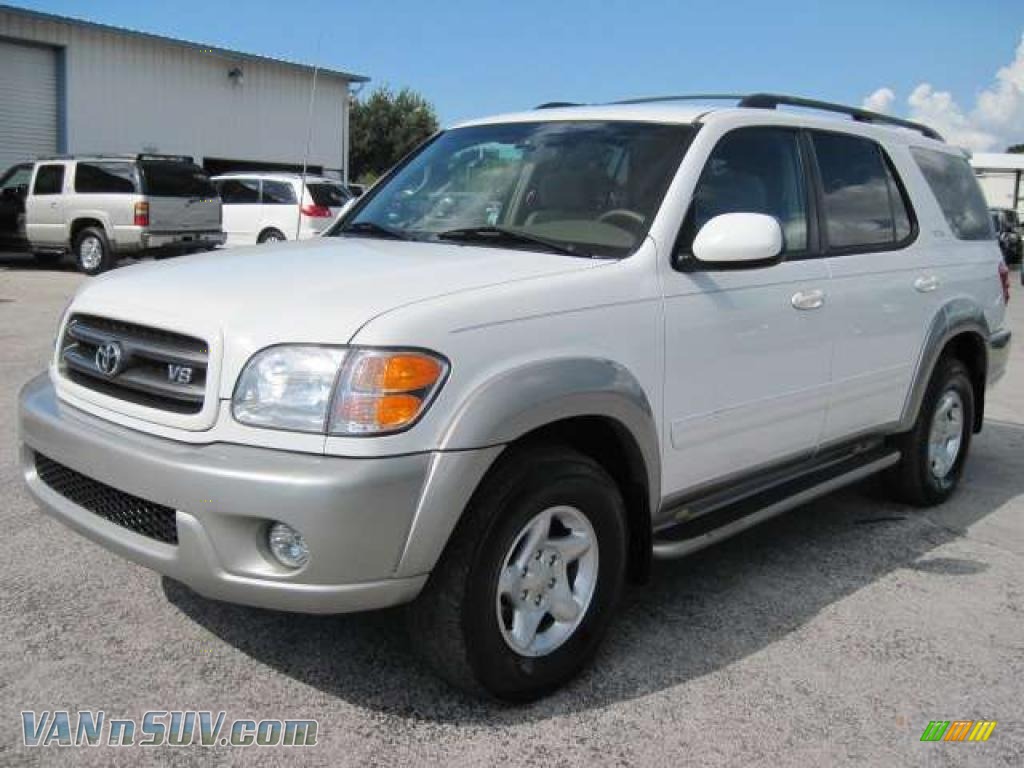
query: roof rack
598 92 943 142
535 101 584 109
33 153 197 163
737 93 943 141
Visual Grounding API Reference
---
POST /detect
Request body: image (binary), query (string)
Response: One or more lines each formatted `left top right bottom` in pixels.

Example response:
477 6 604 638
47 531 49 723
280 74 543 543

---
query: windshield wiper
436 226 588 258
341 220 409 240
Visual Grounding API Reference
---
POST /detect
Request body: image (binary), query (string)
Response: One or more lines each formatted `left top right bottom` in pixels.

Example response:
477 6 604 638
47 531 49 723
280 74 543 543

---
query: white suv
18 94 1012 700
212 173 351 246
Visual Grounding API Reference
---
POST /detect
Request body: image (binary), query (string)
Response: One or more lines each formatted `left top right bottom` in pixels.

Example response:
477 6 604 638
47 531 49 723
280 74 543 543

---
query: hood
69 236 599 400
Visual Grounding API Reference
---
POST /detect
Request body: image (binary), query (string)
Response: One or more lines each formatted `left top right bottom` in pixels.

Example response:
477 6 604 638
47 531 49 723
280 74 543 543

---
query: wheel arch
395 358 660 582
900 299 989 434
69 216 109 248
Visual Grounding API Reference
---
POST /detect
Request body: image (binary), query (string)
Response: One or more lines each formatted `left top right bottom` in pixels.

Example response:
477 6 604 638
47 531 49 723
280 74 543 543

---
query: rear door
215 178 261 245
25 162 68 247
809 131 936 442
139 159 221 232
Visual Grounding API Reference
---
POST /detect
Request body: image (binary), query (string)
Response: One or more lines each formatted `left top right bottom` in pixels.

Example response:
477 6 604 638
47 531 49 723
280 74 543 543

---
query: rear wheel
73 227 114 275
890 357 974 506
257 228 285 244
408 445 628 701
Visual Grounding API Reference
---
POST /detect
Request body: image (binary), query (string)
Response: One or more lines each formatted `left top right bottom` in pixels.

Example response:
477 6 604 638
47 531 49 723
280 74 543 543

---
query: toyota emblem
94 342 124 377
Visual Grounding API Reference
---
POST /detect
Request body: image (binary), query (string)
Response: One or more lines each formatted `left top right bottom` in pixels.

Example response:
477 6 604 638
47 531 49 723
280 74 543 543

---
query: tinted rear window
75 162 138 194
140 161 216 198
308 183 350 208
33 165 64 195
217 178 260 204
263 180 297 205
910 148 993 240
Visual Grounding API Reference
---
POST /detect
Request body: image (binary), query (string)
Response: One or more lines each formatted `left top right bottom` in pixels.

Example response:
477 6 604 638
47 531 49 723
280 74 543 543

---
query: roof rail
610 93 748 106
534 101 584 109
738 93 944 141
32 153 197 163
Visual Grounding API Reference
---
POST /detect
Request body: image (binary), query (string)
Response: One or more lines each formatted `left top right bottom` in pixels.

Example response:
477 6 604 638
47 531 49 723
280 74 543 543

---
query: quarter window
33 165 65 196
262 180 296 205
74 162 137 194
679 128 808 256
811 133 911 250
217 179 260 204
910 147 994 240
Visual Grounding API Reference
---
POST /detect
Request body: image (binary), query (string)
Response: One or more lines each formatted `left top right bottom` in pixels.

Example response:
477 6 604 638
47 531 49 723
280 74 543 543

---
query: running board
652 449 901 560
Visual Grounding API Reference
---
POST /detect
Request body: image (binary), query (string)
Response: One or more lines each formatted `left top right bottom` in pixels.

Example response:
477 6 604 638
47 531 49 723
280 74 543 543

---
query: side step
652 446 901 560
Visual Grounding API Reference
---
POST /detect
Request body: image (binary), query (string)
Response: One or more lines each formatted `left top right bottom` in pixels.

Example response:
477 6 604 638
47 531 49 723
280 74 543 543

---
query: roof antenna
297 32 322 240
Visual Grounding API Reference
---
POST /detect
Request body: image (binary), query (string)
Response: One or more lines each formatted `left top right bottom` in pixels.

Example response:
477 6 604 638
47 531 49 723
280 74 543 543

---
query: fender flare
898 298 990 433
394 357 661 578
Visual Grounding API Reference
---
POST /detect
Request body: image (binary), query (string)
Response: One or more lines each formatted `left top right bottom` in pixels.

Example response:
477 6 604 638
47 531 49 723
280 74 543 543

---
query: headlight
232 346 448 435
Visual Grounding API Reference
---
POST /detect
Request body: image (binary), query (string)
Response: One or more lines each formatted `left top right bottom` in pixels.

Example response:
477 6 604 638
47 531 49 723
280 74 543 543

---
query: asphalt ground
1 251 1022 766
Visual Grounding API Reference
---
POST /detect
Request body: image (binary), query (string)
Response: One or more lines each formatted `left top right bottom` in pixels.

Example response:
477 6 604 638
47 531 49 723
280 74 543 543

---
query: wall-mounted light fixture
228 66 244 86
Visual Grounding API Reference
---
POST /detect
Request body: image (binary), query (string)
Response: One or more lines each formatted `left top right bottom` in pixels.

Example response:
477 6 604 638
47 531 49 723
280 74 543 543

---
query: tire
73 227 114 275
32 252 63 267
889 357 974 506
408 444 628 702
257 228 286 244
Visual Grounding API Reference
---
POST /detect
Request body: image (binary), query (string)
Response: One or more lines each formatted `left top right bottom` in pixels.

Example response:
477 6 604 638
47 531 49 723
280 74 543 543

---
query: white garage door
0 40 58 171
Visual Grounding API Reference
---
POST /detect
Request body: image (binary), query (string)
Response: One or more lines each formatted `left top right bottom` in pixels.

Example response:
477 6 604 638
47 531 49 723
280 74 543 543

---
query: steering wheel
598 209 646 234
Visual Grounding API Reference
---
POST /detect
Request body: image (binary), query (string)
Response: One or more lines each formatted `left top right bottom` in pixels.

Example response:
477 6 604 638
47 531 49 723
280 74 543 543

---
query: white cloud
862 87 895 114
862 33 1024 151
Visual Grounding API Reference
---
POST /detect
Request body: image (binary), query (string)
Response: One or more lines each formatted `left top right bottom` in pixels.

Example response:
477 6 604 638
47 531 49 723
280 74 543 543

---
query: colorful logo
920 720 997 742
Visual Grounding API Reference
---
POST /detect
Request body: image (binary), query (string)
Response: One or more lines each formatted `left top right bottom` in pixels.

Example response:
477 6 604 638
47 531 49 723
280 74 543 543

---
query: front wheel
890 357 974 506
408 445 628 701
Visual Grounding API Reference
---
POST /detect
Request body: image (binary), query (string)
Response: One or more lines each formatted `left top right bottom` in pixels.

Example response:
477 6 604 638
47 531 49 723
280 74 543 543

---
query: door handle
49 202 58 208
914 275 939 293
791 289 825 310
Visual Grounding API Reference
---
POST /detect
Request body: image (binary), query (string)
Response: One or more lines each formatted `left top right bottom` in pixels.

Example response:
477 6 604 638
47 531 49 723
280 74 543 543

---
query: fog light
268 522 309 569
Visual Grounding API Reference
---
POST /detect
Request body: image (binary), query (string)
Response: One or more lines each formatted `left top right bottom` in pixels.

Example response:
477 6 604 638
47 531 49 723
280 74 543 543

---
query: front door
659 127 832 500
217 178 261 245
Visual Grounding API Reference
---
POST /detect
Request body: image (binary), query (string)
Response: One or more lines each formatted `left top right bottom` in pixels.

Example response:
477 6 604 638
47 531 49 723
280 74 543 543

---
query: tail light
300 203 332 218
133 202 149 227
998 261 1010 304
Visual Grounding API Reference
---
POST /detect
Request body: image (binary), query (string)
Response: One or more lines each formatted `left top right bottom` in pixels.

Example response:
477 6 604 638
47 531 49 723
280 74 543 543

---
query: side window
910 147 994 240
262 180 297 205
811 133 911 250
679 127 808 256
217 179 260 204
74 162 137 194
33 165 65 196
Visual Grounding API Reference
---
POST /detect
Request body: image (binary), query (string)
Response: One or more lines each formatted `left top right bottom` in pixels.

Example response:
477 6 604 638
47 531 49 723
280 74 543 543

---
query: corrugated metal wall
0 9 349 173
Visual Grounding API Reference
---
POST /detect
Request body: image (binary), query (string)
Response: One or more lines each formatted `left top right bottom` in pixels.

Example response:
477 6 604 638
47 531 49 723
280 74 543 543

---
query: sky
9 0 1024 151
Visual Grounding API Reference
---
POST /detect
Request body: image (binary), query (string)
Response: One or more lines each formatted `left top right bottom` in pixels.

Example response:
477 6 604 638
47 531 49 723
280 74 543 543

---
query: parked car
0 154 224 274
0 162 32 251
212 173 352 246
991 207 1022 265
18 94 1011 700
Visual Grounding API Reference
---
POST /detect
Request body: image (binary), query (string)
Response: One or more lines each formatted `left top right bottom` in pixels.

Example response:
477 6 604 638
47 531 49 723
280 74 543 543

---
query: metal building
0 4 368 179
971 152 1024 216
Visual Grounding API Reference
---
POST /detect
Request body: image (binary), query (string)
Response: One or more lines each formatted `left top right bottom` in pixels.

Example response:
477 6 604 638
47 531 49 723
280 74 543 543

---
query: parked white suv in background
212 173 352 246
18 94 1011 701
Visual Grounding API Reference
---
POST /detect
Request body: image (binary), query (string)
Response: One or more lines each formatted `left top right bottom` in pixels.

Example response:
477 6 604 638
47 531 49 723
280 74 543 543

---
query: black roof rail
534 101 583 109
738 93 944 141
610 93 748 106
32 153 197 162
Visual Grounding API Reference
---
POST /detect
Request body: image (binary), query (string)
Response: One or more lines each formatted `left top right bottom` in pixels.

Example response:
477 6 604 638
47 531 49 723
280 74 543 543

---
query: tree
1008 144 1024 154
350 86 439 183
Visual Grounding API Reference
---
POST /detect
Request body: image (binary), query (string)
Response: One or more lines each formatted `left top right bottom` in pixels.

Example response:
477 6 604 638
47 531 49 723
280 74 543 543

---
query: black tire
73 226 115 275
408 444 628 702
257 228 286 244
32 252 63 267
889 357 974 506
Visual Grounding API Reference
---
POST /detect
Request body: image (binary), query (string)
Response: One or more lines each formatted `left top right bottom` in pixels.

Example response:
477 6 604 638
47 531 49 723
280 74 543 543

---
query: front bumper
18 374 433 614
989 328 1012 386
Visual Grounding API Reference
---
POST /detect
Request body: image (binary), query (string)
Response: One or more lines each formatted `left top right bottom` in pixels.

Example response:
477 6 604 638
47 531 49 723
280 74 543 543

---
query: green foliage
350 86 439 180
1007 143 1024 154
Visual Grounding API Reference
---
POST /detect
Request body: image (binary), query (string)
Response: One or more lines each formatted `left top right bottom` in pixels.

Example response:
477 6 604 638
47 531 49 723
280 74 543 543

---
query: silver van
6 154 224 274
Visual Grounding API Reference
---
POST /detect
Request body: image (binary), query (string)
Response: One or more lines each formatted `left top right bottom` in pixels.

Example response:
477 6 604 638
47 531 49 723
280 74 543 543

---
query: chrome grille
60 314 208 414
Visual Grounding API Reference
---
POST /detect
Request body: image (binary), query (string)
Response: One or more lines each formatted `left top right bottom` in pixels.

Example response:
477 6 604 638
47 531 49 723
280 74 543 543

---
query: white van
211 173 352 246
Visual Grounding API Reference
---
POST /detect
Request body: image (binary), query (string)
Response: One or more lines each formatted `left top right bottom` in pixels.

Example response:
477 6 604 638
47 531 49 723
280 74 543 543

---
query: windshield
336 121 693 258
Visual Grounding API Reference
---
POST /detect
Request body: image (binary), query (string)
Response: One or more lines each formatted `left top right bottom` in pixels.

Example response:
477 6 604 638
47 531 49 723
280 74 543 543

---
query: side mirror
692 212 783 268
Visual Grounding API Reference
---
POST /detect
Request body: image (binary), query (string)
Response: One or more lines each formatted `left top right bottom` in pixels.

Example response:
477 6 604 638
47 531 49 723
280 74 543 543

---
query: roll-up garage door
0 39 58 171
